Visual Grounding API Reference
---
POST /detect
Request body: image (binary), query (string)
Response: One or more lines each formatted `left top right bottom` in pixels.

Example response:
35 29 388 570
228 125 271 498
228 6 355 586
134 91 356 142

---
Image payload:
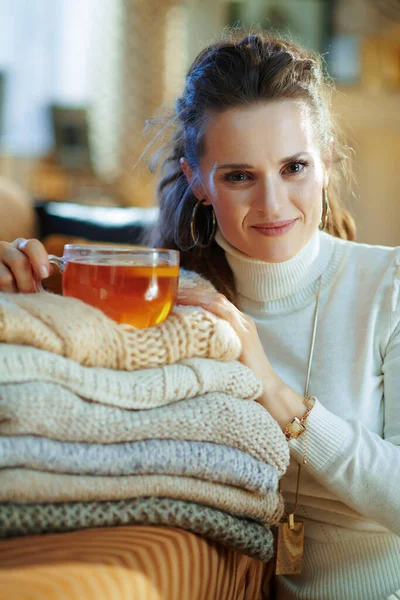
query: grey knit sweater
0 437 278 494
0 497 275 562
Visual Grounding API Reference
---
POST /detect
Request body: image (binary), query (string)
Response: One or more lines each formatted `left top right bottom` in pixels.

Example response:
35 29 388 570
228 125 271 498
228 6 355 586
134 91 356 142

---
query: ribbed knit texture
216 229 400 599
0 345 262 408
0 388 289 476
0 497 275 562
215 229 340 312
0 470 284 526
215 229 321 303
0 290 241 370
0 437 278 493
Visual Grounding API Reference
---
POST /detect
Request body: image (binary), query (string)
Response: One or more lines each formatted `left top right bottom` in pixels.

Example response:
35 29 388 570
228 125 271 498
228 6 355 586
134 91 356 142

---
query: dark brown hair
148 30 356 302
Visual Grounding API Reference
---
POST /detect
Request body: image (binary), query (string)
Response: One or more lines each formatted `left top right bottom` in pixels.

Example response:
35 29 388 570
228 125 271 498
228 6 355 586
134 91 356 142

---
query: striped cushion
0 525 273 600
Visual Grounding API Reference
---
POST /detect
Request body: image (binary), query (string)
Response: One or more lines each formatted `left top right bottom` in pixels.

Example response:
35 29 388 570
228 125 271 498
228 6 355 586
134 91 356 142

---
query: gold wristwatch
283 395 315 441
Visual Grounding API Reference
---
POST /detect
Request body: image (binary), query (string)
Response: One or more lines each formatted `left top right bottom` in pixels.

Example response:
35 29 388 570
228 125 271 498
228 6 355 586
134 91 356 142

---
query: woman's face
183 100 331 263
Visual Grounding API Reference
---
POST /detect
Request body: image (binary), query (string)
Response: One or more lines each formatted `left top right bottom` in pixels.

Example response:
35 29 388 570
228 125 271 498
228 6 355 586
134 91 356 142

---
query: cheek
206 183 247 226
213 198 246 232
294 173 323 216
214 200 251 245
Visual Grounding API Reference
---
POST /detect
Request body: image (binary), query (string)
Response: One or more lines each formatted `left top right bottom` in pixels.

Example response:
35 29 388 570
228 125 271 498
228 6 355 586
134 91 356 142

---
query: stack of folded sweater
0 273 289 563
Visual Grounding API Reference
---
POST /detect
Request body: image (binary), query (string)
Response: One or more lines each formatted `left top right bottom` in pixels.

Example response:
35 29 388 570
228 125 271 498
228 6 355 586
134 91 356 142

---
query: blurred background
0 0 399 253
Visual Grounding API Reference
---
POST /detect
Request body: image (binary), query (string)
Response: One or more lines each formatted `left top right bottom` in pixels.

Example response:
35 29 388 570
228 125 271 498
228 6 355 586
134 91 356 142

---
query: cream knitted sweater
0 345 262 409
216 229 400 600
0 344 261 410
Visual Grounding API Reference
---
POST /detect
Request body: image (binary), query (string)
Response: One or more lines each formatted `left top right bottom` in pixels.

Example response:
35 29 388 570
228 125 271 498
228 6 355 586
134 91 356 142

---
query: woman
0 32 399 600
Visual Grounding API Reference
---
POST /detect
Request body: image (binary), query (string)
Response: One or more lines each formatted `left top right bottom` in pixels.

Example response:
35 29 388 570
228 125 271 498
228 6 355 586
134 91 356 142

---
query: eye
223 171 252 183
283 160 309 175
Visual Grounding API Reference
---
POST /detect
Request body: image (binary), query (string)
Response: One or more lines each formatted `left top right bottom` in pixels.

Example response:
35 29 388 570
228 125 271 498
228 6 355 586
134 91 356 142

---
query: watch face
289 417 306 439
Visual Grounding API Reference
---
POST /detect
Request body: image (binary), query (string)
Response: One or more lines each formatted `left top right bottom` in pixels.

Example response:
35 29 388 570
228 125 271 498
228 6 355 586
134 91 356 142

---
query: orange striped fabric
0 525 273 600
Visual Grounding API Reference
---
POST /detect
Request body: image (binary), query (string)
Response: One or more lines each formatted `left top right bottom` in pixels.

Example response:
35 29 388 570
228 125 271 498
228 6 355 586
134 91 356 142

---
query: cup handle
35 255 65 293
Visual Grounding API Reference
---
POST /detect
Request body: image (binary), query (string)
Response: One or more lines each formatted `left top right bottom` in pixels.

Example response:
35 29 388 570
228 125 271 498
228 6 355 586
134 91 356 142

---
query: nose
252 176 284 215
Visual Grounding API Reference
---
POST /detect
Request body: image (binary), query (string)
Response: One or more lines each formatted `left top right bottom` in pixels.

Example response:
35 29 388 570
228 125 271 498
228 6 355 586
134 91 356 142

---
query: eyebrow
215 163 253 170
215 153 309 170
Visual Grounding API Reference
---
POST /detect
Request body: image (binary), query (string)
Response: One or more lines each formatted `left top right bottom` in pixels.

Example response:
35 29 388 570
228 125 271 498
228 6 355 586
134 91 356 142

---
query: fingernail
39 265 49 279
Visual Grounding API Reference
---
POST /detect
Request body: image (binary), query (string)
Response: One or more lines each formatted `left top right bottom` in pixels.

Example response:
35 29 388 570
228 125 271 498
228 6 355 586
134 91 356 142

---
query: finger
1 247 37 293
177 289 217 303
177 288 217 301
178 291 246 334
0 263 18 293
202 296 245 332
12 238 50 280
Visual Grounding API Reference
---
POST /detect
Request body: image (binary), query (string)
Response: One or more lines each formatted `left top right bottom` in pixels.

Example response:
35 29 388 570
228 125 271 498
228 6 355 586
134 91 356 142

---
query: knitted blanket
0 345 262 409
0 437 278 494
0 470 284 526
0 497 275 562
0 287 241 370
0 387 289 476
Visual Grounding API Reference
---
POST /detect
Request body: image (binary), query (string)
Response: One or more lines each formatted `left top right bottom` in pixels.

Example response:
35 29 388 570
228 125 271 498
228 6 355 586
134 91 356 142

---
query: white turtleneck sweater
215 229 400 600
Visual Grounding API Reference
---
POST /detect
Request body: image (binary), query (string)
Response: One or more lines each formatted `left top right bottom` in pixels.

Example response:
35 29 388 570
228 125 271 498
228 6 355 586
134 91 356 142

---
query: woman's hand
177 287 306 429
0 238 50 293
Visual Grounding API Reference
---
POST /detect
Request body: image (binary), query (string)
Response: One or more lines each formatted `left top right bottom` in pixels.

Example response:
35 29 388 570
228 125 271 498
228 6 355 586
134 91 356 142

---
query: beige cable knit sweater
0 271 241 369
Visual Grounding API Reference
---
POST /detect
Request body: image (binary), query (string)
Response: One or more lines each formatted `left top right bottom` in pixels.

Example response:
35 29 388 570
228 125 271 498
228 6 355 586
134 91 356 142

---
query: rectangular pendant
275 520 304 575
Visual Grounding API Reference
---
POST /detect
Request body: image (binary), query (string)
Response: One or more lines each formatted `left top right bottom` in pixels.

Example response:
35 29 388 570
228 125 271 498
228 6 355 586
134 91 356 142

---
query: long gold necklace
275 274 323 575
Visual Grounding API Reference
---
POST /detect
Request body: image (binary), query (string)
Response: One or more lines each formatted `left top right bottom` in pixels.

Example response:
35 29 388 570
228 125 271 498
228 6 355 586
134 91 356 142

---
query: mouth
252 219 298 237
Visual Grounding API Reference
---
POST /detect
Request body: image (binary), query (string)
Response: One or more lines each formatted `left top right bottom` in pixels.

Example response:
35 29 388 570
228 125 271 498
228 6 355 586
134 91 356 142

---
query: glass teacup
38 245 180 329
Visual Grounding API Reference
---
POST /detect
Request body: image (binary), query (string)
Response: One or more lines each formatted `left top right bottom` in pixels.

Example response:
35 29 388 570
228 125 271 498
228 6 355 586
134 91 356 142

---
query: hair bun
238 34 264 53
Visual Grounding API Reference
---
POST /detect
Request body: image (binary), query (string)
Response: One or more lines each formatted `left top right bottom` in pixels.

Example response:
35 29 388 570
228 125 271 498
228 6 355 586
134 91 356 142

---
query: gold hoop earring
319 189 330 231
190 199 217 249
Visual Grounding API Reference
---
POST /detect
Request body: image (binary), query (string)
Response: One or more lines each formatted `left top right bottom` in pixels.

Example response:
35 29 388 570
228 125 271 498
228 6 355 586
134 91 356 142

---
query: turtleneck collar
215 229 339 311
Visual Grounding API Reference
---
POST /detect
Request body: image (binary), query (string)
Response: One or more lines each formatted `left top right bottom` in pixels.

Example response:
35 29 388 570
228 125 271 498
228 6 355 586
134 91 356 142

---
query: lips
253 219 297 229
252 219 298 237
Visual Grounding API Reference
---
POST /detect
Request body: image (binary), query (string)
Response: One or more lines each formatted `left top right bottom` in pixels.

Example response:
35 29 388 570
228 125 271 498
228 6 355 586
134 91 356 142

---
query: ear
180 157 209 204
322 137 334 188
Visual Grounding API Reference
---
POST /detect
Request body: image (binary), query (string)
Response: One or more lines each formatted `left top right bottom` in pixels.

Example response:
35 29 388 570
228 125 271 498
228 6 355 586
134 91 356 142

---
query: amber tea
40 246 180 328
63 261 179 328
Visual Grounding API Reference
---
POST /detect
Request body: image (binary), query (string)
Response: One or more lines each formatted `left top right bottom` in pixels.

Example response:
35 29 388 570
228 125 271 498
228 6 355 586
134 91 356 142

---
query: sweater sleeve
289 296 400 536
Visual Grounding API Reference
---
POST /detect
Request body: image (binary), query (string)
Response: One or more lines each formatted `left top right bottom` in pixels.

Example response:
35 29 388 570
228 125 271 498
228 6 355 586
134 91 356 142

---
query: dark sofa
34 201 159 246
33 201 160 293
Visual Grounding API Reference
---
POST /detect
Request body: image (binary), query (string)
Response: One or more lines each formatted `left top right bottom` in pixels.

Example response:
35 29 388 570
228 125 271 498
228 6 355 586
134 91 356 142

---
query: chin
243 238 301 263
257 248 298 263
243 223 315 263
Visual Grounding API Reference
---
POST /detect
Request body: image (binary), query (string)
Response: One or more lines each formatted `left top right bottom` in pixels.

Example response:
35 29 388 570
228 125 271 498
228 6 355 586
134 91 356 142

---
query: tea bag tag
275 514 304 575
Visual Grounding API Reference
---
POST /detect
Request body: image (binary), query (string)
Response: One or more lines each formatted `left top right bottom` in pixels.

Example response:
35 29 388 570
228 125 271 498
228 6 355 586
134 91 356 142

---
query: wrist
257 380 307 430
277 386 309 430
